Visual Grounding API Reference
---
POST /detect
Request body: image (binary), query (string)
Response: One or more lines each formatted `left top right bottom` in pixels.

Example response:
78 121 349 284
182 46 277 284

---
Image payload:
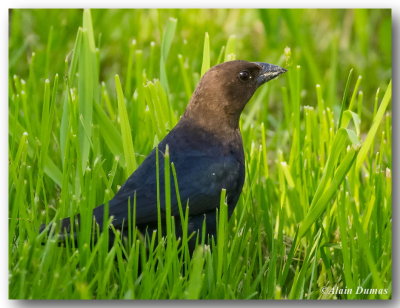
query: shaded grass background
8 9 391 299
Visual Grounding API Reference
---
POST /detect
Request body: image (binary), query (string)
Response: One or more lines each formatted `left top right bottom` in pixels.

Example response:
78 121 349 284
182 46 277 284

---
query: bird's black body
44 60 286 248
93 118 245 240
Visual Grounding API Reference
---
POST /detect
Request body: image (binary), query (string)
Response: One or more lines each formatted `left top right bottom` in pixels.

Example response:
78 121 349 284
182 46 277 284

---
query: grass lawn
8 9 392 299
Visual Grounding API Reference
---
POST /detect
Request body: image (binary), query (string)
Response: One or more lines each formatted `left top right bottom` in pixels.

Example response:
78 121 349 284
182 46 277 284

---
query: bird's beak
253 62 287 87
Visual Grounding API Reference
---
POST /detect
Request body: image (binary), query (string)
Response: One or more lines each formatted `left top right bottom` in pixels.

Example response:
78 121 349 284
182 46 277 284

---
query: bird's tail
39 214 81 242
39 202 109 243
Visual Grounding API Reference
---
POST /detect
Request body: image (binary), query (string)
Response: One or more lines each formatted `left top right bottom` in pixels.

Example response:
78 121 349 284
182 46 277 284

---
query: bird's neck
183 108 240 137
183 97 241 134
178 112 242 152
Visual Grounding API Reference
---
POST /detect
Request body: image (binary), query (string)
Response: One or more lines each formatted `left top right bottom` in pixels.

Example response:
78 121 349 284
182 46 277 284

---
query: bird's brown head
184 60 287 132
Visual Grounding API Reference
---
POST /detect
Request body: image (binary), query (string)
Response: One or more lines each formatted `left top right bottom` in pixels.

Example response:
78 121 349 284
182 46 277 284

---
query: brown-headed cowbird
41 60 286 248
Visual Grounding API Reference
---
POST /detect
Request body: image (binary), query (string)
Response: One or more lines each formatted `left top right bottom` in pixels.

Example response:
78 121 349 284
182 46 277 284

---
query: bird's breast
161 122 245 207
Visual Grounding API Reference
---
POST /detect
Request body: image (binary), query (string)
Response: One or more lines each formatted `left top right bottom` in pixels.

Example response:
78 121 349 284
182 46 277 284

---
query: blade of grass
216 189 227 284
160 17 177 93
336 189 356 298
78 29 95 173
93 101 124 165
200 32 210 76
338 68 354 127
185 247 205 299
115 74 136 176
356 80 391 170
299 146 358 238
348 75 363 111
177 54 193 100
224 35 236 61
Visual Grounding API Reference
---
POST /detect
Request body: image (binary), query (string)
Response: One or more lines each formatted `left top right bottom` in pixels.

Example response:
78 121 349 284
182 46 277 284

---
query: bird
41 60 286 250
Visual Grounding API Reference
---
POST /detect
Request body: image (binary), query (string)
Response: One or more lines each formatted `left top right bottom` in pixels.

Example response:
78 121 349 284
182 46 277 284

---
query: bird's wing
99 148 241 229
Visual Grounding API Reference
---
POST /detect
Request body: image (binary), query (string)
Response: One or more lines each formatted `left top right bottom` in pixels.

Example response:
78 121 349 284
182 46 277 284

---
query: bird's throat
184 98 241 133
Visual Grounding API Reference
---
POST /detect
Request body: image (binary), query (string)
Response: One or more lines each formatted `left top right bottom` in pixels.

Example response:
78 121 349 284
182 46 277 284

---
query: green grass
8 9 392 299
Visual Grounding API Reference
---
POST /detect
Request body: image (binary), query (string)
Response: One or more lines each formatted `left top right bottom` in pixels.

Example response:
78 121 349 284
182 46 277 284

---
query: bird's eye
238 70 251 82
